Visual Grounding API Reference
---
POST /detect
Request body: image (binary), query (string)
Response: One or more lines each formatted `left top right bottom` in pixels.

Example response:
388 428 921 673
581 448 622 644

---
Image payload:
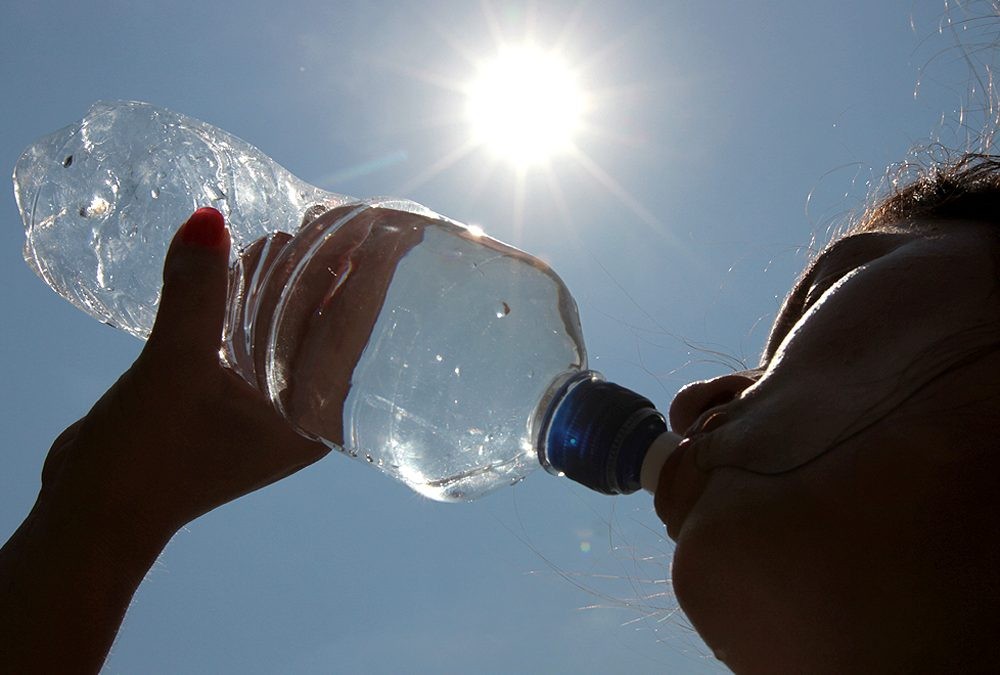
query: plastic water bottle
14 101 678 501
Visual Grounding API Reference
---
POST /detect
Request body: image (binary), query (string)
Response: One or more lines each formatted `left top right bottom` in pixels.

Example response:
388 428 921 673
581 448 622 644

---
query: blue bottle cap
541 375 666 495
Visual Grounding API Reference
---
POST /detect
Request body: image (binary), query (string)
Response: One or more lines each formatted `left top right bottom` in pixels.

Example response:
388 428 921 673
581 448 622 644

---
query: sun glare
390 16 666 251
466 46 584 168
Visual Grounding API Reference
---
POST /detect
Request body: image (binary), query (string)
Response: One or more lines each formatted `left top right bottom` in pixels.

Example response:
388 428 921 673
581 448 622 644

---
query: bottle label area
226 204 587 501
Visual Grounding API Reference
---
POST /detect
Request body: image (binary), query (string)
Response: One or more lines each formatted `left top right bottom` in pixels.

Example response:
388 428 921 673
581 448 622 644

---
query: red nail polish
180 207 226 247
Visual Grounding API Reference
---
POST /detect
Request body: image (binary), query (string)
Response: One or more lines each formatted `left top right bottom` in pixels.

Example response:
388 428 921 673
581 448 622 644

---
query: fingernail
180 207 226 247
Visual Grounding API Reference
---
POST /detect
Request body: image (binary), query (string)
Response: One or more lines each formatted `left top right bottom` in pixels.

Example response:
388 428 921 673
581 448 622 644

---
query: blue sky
0 1 986 672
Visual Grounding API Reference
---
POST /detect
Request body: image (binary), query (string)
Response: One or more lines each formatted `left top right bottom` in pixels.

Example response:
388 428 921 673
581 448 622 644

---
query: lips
655 435 712 541
655 406 735 539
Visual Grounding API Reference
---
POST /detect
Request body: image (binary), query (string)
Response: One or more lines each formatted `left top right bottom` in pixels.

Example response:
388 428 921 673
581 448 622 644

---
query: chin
671 518 862 674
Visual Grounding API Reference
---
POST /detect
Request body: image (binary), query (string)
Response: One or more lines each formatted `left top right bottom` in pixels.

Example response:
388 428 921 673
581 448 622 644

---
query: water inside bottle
226 204 587 501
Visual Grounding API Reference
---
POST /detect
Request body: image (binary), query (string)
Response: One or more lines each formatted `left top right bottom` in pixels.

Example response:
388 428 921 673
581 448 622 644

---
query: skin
0 214 331 672
657 219 1000 672
227 205 428 445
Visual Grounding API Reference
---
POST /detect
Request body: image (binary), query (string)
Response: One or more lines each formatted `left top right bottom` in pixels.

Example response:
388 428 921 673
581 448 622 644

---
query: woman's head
658 155 1000 672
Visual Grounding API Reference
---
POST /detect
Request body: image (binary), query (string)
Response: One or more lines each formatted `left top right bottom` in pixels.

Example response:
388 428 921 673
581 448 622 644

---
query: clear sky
0 1 987 672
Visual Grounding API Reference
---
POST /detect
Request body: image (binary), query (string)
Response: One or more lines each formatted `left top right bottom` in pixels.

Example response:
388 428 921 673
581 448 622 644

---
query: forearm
0 493 171 674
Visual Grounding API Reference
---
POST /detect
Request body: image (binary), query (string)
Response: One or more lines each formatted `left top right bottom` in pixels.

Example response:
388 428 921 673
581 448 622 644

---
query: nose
668 369 763 435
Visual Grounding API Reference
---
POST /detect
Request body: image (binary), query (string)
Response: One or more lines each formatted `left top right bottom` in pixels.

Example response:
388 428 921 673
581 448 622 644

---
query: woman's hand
42 207 331 539
1 208 330 673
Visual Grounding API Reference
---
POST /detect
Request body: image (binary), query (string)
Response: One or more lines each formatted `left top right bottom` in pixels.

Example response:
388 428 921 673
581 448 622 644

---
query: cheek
851 412 1000 580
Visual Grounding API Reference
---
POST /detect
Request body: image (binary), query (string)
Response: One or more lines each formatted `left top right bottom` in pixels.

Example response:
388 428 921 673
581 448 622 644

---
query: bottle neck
639 430 682 493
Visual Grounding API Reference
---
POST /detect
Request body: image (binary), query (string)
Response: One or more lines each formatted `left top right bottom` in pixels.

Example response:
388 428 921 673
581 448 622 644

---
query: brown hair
855 153 1000 233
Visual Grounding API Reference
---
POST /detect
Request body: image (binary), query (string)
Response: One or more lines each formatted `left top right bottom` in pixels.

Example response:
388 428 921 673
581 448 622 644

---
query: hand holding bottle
41 208 330 540
0 208 332 672
227 204 429 448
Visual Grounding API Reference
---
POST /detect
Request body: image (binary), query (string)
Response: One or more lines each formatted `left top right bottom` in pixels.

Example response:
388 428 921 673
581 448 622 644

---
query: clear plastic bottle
14 101 678 501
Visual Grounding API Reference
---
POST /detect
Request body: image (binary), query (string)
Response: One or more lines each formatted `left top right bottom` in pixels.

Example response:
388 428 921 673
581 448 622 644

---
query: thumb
144 207 232 365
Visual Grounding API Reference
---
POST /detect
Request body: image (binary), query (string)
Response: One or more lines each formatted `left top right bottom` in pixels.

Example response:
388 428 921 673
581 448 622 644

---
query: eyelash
801 266 858 311
761 263 862 366
763 232 914 364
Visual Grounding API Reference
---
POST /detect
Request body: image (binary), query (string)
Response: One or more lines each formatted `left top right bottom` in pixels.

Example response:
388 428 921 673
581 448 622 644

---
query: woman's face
657 219 1000 672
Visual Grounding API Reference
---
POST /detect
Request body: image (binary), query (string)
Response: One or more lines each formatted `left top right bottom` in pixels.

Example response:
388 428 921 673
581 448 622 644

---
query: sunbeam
566 144 687 255
394 138 481 195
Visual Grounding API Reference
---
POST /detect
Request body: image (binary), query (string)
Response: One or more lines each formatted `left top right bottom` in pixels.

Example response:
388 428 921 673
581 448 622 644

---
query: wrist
35 477 177 573
0 488 173 673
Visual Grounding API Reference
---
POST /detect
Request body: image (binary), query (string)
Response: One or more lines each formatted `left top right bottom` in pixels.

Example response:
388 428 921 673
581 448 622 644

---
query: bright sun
466 46 584 168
